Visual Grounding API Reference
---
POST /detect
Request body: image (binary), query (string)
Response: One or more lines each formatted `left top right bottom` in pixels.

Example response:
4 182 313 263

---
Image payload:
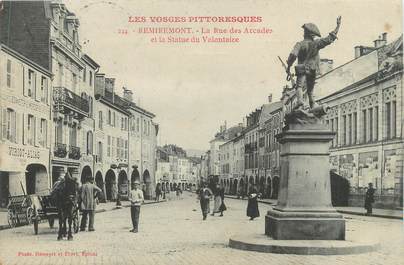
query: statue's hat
302 23 321 37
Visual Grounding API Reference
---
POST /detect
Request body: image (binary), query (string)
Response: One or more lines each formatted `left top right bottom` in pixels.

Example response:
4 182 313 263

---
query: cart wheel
34 220 39 235
7 209 16 228
48 218 55 228
26 207 34 225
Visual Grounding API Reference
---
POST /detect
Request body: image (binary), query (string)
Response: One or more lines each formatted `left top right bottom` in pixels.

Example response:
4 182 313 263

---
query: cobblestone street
0 193 403 265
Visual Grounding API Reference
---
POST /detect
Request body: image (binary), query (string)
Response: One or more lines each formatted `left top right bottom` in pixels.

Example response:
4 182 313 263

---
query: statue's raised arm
286 16 341 110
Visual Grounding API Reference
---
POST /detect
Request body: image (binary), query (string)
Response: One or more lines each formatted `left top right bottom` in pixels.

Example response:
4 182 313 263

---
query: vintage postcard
0 0 403 264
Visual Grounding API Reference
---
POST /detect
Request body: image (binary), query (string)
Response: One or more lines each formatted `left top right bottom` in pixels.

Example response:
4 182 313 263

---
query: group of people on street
197 182 261 221
51 174 145 236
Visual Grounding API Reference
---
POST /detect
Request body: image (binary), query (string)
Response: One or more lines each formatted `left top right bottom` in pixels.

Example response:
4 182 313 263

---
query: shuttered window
2 108 16 142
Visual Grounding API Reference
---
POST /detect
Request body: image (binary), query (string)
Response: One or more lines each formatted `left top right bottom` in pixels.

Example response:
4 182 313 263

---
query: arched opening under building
81 165 92 184
233 179 238 195
95 171 105 202
239 178 244 196
25 164 47 195
169 182 173 191
143 169 152 199
272 176 280 199
131 167 140 189
118 170 129 199
165 182 169 191
182 182 185 190
105 170 116 201
259 176 266 195
266 177 272 199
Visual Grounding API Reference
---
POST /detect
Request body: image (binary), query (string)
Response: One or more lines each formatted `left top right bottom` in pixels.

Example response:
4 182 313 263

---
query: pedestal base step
229 234 379 255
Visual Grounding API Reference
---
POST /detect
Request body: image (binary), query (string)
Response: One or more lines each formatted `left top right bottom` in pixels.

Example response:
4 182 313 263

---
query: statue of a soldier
286 16 342 110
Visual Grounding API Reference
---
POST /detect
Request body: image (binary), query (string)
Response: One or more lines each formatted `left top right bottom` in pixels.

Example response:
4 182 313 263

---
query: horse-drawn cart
7 194 79 235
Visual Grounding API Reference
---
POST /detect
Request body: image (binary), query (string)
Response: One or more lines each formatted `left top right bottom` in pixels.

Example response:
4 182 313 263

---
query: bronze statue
286 16 342 110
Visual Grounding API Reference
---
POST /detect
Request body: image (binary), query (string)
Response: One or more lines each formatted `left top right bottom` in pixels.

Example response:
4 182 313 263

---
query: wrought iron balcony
54 143 67 158
68 145 81 160
53 87 89 117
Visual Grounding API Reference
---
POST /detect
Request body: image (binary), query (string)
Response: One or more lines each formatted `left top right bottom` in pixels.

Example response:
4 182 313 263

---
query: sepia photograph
0 0 403 264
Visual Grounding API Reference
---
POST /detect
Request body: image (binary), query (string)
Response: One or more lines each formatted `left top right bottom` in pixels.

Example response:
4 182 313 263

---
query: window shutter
35 116 40 147
0 109 4 140
23 66 28 96
22 114 27 145
11 111 16 143
46 120 50 148
16 112 22 144
35 73 40 101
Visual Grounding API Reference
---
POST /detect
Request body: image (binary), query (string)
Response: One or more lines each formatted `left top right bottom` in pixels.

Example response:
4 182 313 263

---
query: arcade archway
272 176 280 199
95 171 105 202
118 170 129 199
266 177 272 199
105 170 116 201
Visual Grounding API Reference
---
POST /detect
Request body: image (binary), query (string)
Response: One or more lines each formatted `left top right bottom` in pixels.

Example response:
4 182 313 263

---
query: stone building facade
0 44 52 207
318 34 403 209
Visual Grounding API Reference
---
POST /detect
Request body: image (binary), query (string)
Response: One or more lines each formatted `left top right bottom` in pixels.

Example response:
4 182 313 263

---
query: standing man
79 176 102 232
129 180 144 233
198 182 213 220
286 16 342 110
364 182 375 215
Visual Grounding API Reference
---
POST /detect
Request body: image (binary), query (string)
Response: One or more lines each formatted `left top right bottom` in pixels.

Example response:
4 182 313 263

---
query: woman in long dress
212 184 222 216
246 186 260 220
218 185 227 217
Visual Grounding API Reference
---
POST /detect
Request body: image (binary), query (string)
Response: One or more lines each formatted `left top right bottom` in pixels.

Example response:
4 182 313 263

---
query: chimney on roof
374 33 387 48
95 73 105 98
123 87 133 102
319 59 333 75
268 93 272 103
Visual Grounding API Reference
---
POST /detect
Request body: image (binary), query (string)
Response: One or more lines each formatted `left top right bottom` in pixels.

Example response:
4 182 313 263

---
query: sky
65 0 403 151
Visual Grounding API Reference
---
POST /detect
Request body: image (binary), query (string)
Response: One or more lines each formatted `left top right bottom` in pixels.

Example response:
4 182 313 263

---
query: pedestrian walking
79 176 102 232
364 182 375 215
198 182 213 220
246 186 260 221
129 180 144 233
211 184 222 216
155 183 162 202
111 182 118 202
176 185 182 199
218 184 227 217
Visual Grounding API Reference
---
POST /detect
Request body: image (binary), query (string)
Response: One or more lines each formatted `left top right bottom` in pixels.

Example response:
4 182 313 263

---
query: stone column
265 120 345 240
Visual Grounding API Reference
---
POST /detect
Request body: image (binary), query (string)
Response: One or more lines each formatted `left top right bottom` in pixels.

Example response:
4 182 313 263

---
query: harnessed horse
51 172 78 240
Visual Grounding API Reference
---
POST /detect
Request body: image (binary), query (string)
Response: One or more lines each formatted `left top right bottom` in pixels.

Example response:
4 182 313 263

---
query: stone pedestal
265 120 345 240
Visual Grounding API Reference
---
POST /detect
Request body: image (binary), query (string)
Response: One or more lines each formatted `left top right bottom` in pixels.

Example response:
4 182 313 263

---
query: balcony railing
54 143 67 158
68 145 81 160
53 87 89 116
